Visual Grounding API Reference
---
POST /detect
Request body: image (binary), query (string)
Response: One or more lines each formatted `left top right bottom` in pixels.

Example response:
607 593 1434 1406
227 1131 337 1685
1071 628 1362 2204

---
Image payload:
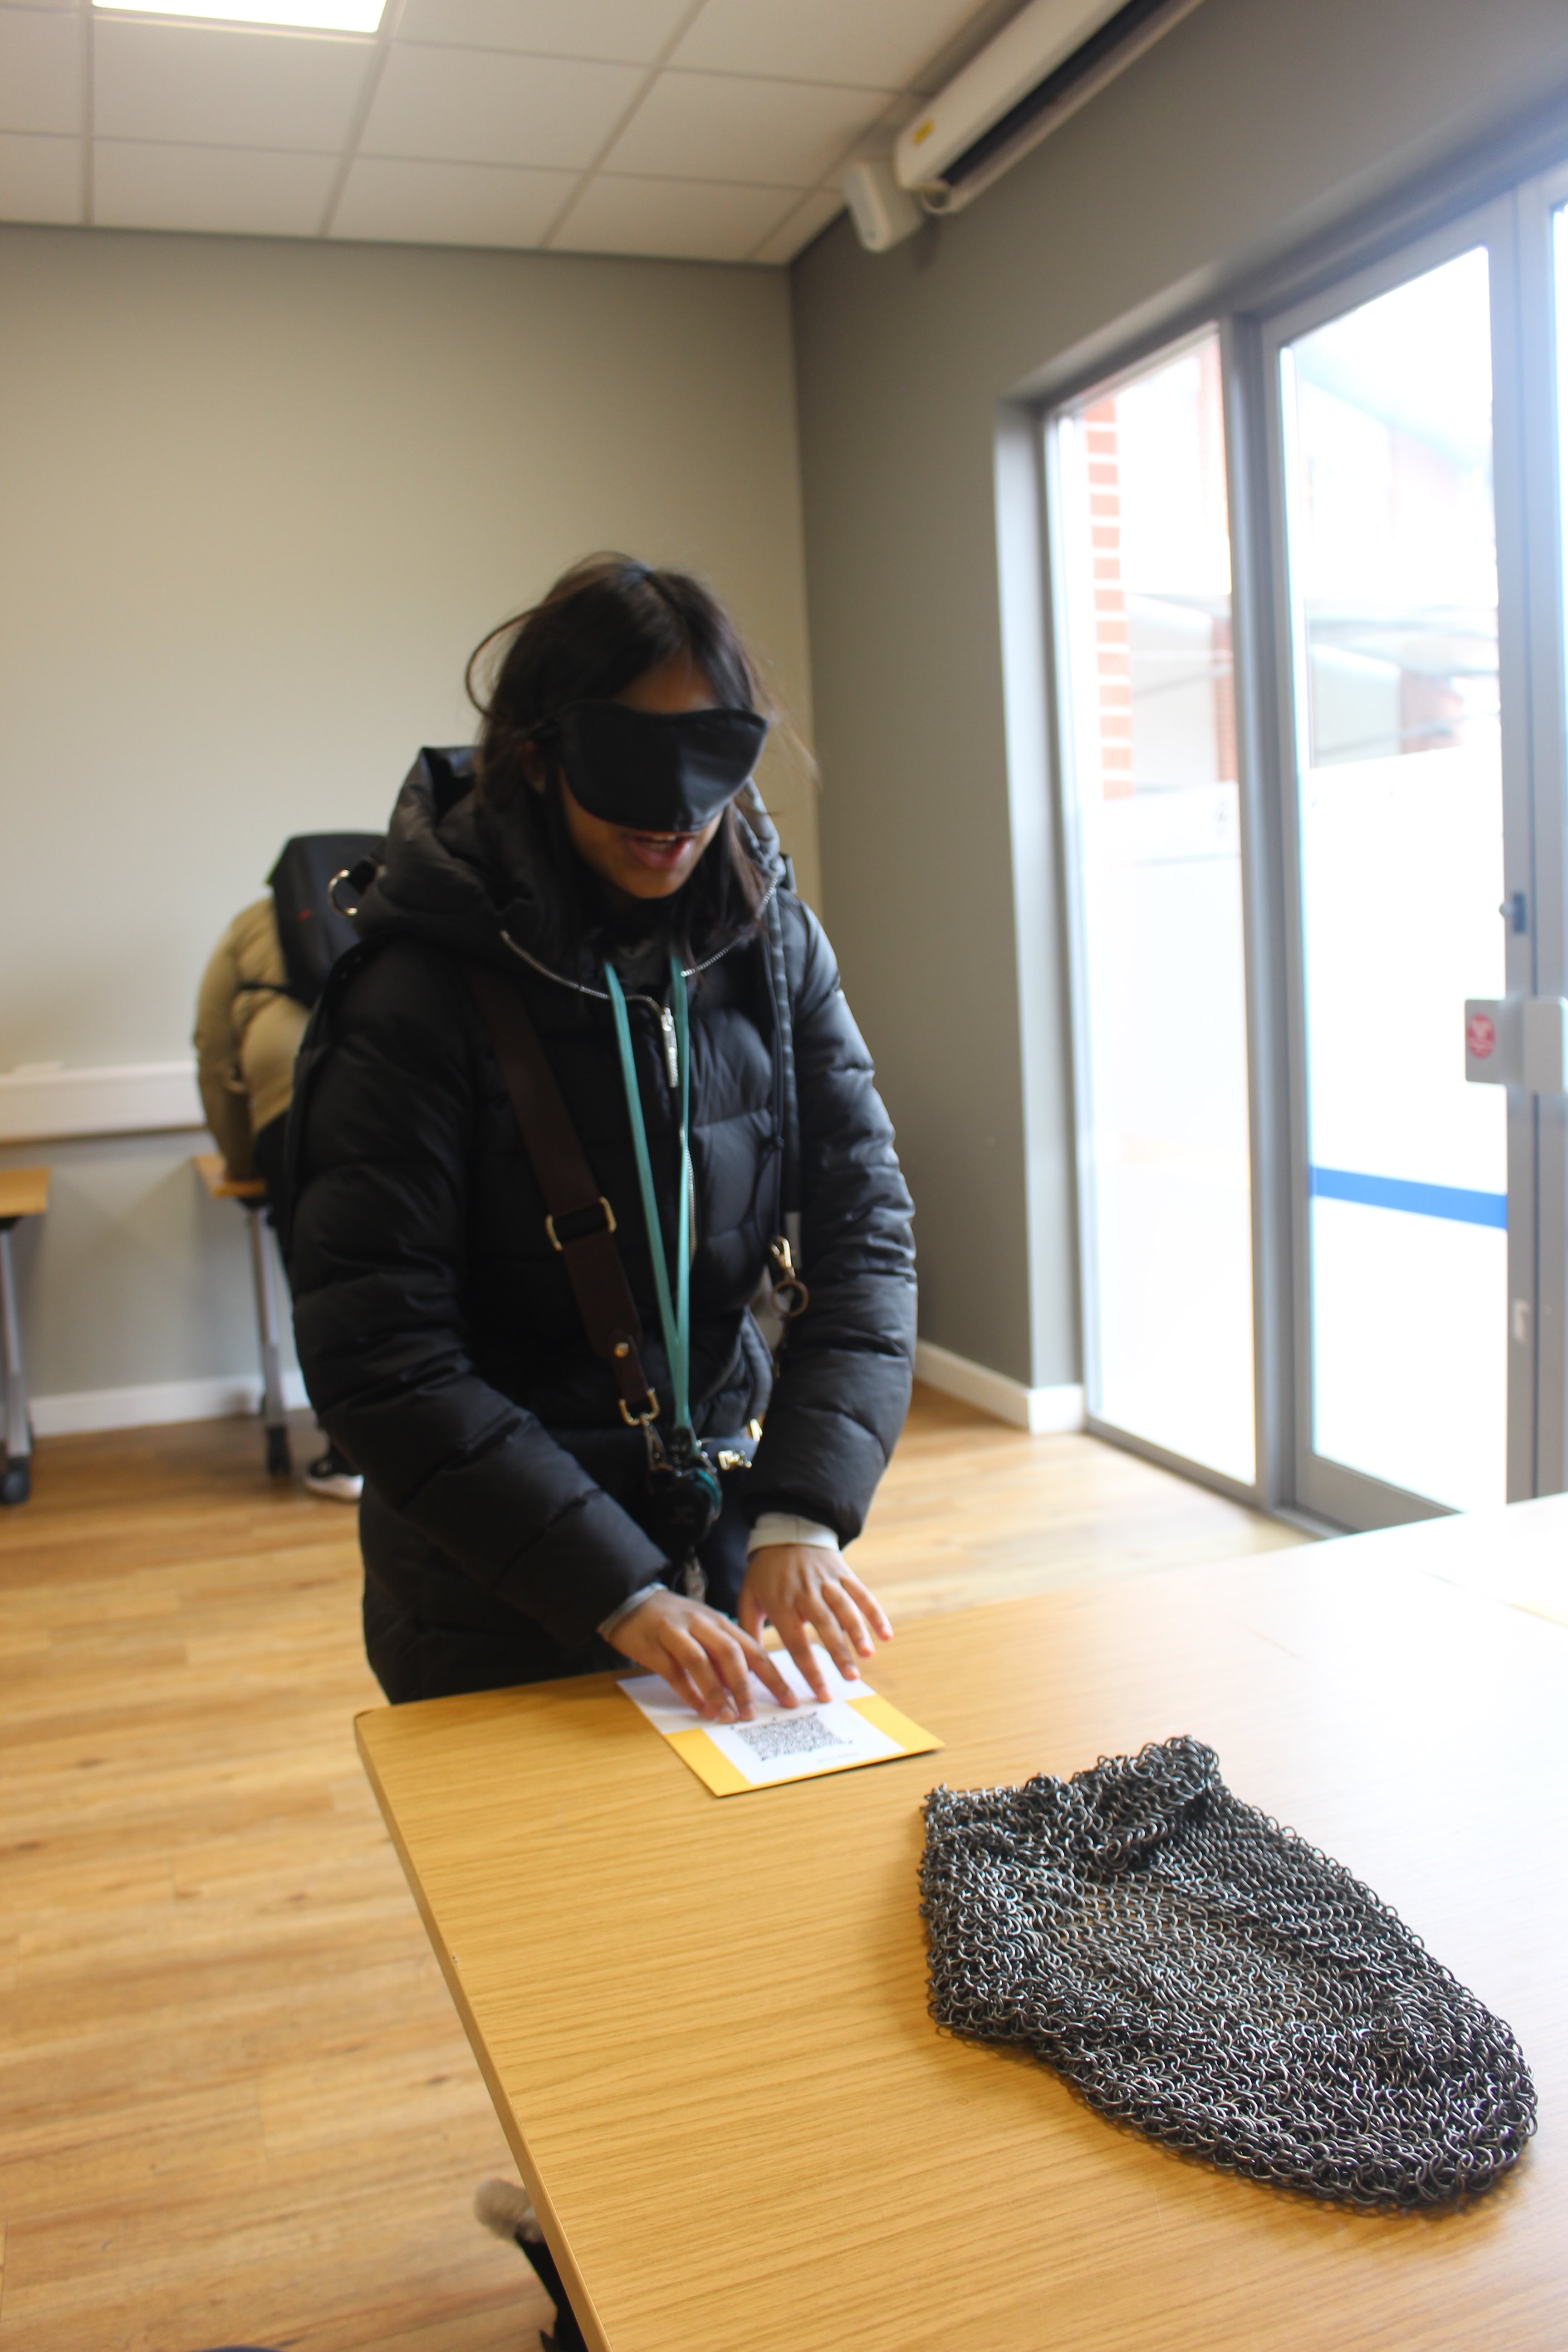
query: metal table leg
0 1219 31 1505
246 1205 292 1478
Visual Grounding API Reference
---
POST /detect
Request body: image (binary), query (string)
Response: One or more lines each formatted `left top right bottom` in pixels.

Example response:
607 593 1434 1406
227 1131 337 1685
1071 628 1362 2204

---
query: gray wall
0 226 814 1410
793 0 1568 1390
0 1133 289 1415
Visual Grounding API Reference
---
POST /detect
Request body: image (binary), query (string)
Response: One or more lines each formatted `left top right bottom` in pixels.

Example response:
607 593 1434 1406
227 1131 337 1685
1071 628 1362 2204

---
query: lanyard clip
657 1003 680 1089
768 1233 809 1321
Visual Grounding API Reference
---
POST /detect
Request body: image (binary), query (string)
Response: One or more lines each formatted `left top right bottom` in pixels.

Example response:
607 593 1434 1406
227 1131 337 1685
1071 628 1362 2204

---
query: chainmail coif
920 1735 1535 2208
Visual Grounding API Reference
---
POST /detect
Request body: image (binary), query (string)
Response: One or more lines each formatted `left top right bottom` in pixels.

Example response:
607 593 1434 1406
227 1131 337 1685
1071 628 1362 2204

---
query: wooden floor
0 1387 1306 2352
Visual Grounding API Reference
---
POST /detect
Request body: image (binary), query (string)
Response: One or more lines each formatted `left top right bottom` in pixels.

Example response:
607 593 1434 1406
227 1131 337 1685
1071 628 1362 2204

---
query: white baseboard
34 1352 1080 1442
914 1339 1084 1434
31 1368 310 1437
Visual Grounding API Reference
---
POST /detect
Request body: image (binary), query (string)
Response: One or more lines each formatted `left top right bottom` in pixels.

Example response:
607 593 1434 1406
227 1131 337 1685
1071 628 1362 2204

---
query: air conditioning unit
848 0 1205 244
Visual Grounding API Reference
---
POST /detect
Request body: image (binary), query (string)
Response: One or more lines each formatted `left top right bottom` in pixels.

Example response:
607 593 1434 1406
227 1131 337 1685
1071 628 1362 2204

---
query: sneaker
304 1446 362 1503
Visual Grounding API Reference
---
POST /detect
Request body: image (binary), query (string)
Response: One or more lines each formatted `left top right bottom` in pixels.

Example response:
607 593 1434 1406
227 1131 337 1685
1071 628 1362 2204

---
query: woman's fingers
739 1547 894 1694
777 1612 836 1700
731 1625 795 1710
736 1587 767 1644
818 1577 875 1661
805 1603 859 1682
841 1569 893 1645
663 1624 734 1719
629 1596 805 1722
697 1622 760 1720
661 1661 715 1717
680 1612 793 1721
643 1551 891 1721
620 1594 781 1720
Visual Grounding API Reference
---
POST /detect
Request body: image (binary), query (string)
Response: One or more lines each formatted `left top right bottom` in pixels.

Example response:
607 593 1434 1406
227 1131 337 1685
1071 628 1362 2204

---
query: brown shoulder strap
465 965 658 1428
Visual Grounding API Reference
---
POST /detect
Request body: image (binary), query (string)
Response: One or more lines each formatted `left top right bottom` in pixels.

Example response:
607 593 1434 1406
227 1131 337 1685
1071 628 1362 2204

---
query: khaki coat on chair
193 899 309 1182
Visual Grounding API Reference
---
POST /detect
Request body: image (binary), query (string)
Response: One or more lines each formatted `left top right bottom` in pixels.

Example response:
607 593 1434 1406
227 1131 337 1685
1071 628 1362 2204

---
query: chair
0 1164 50 1505
194 1153 294 1477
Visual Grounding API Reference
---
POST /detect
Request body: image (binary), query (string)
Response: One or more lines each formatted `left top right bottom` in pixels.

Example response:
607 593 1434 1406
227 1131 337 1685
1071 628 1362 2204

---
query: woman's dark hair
466 554 773 957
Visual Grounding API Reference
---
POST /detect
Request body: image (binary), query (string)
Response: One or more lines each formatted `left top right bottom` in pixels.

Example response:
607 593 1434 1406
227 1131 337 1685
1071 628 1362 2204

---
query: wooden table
357 1500 1568 2352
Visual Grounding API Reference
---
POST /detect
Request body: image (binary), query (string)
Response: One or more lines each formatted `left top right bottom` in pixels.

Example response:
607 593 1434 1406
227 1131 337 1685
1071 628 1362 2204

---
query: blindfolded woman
285 554 916 1726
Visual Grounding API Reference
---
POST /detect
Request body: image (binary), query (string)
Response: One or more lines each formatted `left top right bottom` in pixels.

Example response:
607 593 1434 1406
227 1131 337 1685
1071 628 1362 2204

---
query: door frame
1516 161 1568 1498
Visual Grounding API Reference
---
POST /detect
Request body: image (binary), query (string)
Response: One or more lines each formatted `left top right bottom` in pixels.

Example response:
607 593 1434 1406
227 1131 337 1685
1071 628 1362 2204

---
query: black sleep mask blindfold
547 701 769 835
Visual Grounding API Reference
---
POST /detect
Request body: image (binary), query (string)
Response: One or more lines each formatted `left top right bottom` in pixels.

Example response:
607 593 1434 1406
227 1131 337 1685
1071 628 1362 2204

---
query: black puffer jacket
286 750 916 1689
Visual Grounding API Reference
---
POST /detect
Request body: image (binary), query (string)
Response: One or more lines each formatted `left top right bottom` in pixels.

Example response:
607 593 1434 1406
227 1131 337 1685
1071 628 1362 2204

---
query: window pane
1281 247 1505 1511
1056 333 1256 1482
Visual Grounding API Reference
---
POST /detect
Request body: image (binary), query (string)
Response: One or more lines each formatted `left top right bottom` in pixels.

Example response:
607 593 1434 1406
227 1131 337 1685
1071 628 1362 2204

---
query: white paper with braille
618 1646 941 1794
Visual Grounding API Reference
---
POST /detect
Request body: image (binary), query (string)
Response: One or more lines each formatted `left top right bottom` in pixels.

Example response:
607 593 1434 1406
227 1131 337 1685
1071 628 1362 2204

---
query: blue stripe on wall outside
1308 1166 1508 1230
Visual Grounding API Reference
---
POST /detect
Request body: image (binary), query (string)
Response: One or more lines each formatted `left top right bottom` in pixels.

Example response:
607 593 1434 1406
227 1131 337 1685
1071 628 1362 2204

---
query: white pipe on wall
0 1061 204 1145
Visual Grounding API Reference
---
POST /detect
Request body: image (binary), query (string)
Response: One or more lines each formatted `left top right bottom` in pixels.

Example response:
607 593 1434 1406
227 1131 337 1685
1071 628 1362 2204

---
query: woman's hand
739 1544 892 1702
608 1588 795 1722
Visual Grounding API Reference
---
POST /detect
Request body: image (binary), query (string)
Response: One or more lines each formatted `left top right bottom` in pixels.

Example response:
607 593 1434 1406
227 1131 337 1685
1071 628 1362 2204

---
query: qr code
733 1712 849 1763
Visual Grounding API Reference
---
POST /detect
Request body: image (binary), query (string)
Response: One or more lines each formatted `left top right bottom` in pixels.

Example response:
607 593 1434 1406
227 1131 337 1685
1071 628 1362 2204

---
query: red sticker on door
1468 1012 1496 1060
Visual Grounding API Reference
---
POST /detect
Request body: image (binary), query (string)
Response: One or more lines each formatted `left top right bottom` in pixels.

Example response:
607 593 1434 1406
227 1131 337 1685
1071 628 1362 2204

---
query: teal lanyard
603 951 692 1435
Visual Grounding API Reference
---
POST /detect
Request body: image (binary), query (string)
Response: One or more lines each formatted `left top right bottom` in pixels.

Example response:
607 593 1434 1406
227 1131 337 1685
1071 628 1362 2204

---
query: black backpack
267 832 383 1007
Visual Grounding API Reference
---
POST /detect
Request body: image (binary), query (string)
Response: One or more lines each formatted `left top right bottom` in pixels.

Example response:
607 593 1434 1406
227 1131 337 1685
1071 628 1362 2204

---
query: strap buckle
618 1388 660 1429
545 1196 617 1252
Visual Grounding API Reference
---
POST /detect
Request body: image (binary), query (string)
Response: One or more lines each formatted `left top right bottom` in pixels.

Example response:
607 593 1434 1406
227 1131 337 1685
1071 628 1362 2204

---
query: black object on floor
516 2230 590 2352
921 1734 1537 2209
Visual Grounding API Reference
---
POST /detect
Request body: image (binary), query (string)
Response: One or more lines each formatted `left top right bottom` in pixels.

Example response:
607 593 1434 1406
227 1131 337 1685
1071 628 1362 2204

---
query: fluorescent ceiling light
93 0 385 29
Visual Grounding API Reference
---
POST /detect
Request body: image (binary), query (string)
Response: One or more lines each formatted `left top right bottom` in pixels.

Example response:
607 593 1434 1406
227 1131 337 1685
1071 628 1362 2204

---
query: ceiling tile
94 19 376 152
0 129 81 222
333 152 577 246
0 7 83 136
602 69 888 187
395 0 691 64
749 181 843 265
672 0 986 91
551 171 794 261
361 43 643 168
93 137 339 233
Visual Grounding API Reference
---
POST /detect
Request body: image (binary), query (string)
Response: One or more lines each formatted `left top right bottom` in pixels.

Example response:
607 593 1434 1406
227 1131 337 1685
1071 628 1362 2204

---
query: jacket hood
353 746 784 985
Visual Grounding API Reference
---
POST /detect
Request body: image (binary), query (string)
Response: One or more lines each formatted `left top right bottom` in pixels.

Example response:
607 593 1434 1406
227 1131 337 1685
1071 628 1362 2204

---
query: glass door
1041 181 1568 1531
1051 330 1257 1488
1267 210 1534 1523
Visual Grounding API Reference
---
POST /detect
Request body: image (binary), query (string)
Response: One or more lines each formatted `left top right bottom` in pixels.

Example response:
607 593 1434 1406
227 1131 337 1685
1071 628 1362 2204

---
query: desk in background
358 1502 1568 2352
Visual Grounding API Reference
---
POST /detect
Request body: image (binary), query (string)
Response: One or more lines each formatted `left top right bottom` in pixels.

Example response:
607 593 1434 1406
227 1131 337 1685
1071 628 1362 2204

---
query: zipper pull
657 1004 680 1090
